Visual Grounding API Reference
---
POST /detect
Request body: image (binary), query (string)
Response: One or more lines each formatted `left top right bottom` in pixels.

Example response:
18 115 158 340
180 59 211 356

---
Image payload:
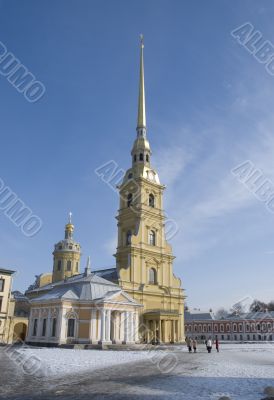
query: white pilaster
90 309 97 343
100 309 106 342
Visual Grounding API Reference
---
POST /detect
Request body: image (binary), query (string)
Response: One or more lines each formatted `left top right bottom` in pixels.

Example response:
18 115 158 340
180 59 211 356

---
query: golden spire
137 34 146 136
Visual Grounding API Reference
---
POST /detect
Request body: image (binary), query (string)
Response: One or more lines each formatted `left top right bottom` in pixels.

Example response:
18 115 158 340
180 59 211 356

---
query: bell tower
52 213 81 283
115 37 185 343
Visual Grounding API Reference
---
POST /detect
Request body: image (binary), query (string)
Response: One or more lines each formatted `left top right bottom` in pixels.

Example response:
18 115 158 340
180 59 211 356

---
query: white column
120 312 124 342
96 310 101 341
129 312 134 342
134 312 139 342
106 310 111 342
124 311 129 343
100 309 106 342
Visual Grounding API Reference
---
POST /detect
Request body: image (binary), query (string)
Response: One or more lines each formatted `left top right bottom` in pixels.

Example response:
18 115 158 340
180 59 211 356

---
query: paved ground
1 345 274 400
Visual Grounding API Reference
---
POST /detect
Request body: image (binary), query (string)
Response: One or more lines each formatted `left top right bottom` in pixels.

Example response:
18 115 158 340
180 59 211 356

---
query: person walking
215 337 219 353
186 337 193 353
193 338 197 353
206 338 212 353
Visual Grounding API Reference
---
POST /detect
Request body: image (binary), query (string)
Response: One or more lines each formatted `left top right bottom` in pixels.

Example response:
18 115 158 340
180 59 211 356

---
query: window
220 324 224 333
67 319 75 337
149 230 156 246
221 335 224 340
240 334 243 341
33 319 38 336
139 153 143 161
146 154 149 162
126 230 132 245
253 334 256 340
233 324 237 332
57 260 62 271
214 324 218 332
257 324 261 331
227 334 230 340
203 325 207 332
226 324 230 332
134 154 137 162
42 319 47 336
149 194 155 208
128 173 133 179
0 279 5 292
234 334 237 340
58 245 62 250
246 324 250 332
67 260 72 271
247 334 250 341
52 318 57 337
127 193 133 207
207 325 211 332
69 245 73 249
0 296 3 312
149 268 157 284
239 324 243 332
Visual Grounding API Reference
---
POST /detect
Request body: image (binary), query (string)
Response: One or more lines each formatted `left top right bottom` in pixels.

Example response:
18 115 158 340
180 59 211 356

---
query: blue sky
1 0 274 310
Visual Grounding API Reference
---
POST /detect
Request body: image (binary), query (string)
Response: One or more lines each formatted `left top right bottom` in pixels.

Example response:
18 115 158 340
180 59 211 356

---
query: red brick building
185 310 274 341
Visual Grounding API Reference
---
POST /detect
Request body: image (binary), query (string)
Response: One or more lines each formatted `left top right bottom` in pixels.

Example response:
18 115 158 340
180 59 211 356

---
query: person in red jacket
215 337 219 352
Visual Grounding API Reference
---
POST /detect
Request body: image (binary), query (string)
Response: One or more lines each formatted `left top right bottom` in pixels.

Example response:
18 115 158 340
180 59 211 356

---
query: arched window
139 153 143 161
233 323 237 332
67 319 75 338
149 194 155 208
146 154 149 162
67 260 72 271
57 260 62 271
149 268 157 284
126 230 132 245
149 230 156 246
134 154 137 162
127 193 133 207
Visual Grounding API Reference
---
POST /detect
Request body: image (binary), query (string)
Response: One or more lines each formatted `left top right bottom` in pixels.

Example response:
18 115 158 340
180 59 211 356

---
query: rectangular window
67 319 75 337
52 318 57 337
0 296 3 311
33 319 38 336
42 318 47 336
0 279 5 292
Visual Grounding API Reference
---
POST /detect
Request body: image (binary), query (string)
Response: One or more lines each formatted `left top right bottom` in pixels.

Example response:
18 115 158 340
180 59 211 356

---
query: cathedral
25 38 185 346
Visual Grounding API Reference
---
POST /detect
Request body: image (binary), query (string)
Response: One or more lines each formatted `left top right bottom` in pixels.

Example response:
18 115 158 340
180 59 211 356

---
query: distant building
185 310 274 341
0 268 15 342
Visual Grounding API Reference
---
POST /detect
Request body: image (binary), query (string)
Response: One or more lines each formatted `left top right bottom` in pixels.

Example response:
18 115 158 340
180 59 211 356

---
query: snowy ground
1 343 274 399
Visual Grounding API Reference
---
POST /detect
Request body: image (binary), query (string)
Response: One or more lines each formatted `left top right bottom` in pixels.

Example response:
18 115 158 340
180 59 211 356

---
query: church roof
29 271 140 305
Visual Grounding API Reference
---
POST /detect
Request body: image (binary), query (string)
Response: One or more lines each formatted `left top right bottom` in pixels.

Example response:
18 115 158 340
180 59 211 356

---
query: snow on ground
15 343 274 399
17 347 150 377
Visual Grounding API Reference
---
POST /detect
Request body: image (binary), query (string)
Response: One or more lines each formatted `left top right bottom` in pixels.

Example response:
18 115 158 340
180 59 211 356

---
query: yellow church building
24 37 185 346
